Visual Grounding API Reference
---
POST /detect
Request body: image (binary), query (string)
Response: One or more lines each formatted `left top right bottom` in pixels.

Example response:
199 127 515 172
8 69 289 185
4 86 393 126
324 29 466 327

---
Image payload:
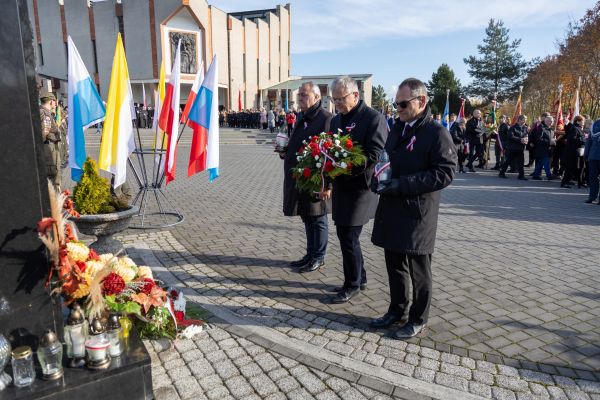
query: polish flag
158 40 181 185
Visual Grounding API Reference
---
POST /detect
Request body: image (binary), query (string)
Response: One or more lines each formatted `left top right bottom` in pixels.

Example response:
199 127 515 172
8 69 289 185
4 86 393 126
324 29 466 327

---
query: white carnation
314 156 319 160
335 152 339 157
340 162 347 169
342 152 347 157
316 162 322 168
335 140 340 145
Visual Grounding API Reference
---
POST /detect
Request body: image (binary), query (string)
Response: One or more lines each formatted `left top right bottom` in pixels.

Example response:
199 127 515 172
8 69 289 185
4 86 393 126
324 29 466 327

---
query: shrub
73 158 113 214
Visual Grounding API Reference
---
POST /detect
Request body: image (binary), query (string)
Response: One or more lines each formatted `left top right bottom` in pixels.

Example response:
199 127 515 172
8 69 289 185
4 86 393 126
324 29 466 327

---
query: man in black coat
465 110 484 172
370 78 456 339
329 76 388 303
281 82 333 272
449 118 467 173
493 115 509 170
499 115 529 180
531 116 556 180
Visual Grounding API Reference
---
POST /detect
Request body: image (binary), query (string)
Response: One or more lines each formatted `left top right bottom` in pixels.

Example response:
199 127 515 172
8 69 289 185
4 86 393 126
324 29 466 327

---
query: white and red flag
158 40 181 185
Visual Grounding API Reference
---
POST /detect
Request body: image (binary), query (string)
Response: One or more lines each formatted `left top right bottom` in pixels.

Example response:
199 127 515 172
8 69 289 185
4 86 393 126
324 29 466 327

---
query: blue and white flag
67 36 105 181
442 89 450 129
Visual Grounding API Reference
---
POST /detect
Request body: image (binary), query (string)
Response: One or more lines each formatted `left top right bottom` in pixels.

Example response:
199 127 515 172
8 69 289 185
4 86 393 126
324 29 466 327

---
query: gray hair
518 115 527 122
300 81 321 98
398 78 428 98
331 76 359 94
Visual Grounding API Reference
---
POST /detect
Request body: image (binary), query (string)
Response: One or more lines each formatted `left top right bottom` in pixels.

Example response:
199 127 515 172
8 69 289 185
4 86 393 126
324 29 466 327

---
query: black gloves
376 179 402 196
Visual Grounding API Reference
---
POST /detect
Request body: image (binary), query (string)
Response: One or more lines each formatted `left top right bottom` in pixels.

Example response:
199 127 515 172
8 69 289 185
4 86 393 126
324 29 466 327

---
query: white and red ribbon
345 123 356 132
406 135 416 151
374 162 390 180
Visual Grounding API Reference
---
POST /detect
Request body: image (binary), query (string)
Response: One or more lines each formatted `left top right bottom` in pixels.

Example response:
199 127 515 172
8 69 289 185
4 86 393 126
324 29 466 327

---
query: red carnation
345 139 353 149
324 161 335 172
303 167 311 178
87 249 100 261
75 260 87 273
323 142 332 150
311 148 321 157
174 311 185 322
347 162 353 170
139 278 155 294
311 136 318 142
298 146 305 154
170 289 179 299
102 272 126 296
327 131 333 136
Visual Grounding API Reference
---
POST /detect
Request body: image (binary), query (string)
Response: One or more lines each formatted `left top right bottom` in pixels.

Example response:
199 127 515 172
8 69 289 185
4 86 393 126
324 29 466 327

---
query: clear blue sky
216 0 596 98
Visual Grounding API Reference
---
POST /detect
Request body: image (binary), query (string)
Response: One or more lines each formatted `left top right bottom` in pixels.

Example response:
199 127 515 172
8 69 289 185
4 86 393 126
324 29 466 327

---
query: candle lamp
85 318 110 369
11 346 35 387
64 305 87 368
106 313 124 357
0 334 12 390
37 330 64 380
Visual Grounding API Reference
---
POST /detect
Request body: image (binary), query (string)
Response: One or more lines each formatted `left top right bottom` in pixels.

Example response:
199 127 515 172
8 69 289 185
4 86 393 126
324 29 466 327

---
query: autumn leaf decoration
131 286 167 314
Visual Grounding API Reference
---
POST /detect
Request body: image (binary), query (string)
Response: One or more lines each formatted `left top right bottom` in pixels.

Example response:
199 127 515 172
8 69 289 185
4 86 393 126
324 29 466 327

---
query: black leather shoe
298 259 324 273
290 256 310 268
498 173 507 178
532 176 542 180
584 199 594 204
370 312 403 329
518 176 528 181
331 287 360 304
332 283 367 292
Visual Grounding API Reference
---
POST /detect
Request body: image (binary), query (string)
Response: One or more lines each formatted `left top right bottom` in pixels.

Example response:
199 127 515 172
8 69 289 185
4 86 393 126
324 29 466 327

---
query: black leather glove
376 179 402 196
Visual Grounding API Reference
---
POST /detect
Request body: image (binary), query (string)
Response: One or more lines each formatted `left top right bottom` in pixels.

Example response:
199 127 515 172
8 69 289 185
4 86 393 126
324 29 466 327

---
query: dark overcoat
466 117 484 145
283 101 333 217
531 124 554 159
449 122 466 153
371 108 456 255
329 100 388 226
563 124 586 168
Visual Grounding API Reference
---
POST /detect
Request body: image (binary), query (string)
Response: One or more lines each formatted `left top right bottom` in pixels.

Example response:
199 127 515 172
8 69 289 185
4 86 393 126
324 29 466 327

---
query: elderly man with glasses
370 78 456 339
327 76 388 304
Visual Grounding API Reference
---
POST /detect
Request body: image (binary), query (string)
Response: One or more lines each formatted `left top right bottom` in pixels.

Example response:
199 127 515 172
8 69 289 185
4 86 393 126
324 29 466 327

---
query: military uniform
40 95 62 190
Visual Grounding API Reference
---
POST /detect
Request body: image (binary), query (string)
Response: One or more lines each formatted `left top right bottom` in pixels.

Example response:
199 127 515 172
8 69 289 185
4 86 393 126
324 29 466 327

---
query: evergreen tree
426 64 462 115
464 19 529 102
371 84 388 112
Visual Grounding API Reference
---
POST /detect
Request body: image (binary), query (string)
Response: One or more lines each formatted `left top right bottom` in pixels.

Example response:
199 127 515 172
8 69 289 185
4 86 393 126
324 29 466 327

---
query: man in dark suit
465 109 484 172
329 76 388 303
281 82 333 273
370 78 456 338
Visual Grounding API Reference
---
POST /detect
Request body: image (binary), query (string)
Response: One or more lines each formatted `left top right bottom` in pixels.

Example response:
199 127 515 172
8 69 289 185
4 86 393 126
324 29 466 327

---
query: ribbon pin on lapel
304 121 308 129
345 122 356 132
406 135 417 152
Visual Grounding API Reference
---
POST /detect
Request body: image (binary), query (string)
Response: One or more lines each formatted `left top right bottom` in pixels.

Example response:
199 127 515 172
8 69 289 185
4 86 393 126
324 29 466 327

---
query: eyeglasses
330 92 355 103
393 96 420 109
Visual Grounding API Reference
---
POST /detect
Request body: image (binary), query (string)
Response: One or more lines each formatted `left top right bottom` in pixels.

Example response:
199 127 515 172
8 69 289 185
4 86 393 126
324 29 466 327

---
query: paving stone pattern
122 231 600 400
146 325 397 400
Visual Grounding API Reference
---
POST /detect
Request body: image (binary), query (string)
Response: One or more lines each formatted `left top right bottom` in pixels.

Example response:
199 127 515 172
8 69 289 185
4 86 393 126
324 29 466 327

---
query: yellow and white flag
98 33 135 188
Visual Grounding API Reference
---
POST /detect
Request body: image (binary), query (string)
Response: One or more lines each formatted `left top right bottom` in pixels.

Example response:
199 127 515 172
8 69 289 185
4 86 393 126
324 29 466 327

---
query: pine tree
371 85 389 112
464 19 529 102
426 64 462 115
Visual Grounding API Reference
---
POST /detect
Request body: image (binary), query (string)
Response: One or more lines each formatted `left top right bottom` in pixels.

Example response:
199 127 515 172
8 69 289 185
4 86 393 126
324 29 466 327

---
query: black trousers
384 250 432 326
467 143 484 168
500 150 525 177
336 225 366 289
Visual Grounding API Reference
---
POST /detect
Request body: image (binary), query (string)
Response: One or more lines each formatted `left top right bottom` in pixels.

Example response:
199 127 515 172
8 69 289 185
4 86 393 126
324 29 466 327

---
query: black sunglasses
393 96 420 109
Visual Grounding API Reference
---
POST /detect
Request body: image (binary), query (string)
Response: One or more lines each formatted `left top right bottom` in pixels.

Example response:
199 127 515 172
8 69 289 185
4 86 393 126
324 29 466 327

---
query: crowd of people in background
447 110 600 204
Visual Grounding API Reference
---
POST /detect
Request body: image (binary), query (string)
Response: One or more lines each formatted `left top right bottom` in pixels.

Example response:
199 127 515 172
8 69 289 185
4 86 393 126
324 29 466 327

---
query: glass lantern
11 346 35 387
64 305 87 368
106 313 123 357
85 318 110 370
0 334 12 390
37 330 64 380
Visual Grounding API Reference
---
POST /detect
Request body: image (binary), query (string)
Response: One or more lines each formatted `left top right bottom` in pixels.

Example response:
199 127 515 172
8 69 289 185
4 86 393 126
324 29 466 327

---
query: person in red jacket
286 111 296 136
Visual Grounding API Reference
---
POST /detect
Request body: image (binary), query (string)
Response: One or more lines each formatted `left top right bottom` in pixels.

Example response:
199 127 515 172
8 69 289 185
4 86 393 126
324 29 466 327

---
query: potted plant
72 158 138 254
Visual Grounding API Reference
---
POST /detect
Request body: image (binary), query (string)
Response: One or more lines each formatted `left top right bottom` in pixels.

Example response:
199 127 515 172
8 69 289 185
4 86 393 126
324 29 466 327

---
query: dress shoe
290 256 310 268
532 176 542 180
332 283 367 292
468 168 476 173
584 199 594 204
518 176 528 181
393 323 425 339
370 313 403 329
498 173 507 178
298 259 324 273
547 175 557 180
331 287 360 304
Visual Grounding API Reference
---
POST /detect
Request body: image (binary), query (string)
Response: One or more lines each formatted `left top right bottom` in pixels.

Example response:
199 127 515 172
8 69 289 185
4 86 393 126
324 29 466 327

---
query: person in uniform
370 78 456 338
329 76 388 304
39 92 62 191
280 82 333 273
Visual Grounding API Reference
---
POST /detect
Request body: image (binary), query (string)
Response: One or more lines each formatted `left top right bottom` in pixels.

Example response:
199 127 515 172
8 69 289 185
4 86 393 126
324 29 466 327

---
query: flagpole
555 84 563 130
